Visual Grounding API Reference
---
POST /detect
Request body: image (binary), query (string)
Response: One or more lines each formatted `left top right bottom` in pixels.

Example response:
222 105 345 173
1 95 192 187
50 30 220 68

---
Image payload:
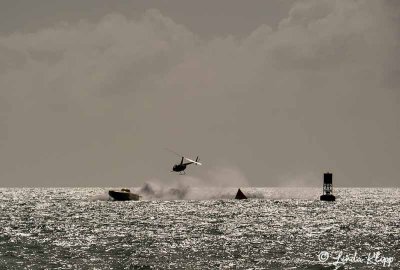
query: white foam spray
91 168 321 201
135 167 252 200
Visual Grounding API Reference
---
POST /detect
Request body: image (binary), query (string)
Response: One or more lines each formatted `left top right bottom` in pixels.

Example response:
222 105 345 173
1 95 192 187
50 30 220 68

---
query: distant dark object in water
235 188 247 200
320 172 336 201
109 189 140 201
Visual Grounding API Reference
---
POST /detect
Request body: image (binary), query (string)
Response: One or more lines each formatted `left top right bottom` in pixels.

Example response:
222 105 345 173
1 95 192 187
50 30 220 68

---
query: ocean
0 187 398 269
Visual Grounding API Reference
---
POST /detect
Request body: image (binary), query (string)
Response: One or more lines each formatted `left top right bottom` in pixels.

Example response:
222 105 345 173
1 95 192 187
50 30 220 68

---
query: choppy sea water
0 187 399 269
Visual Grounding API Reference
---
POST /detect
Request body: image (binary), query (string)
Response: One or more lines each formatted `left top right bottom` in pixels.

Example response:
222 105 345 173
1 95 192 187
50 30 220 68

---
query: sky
0 0 399 187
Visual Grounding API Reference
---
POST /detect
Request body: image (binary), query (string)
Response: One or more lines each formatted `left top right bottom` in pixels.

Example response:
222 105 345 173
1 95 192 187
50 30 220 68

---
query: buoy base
320 194 335 201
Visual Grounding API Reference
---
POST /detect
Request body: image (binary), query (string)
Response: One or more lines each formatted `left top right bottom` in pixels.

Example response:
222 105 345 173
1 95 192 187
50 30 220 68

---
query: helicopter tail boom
185 156 202 166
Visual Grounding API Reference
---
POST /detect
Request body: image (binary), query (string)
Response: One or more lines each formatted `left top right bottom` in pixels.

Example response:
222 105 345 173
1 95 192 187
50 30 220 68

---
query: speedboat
108 188 140 201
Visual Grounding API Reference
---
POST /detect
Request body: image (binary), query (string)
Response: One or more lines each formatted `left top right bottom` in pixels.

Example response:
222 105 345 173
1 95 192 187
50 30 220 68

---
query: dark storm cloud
0 0 399 187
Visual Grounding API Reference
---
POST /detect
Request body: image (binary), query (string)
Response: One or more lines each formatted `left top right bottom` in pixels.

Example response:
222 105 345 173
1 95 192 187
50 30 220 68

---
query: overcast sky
0 0 399 187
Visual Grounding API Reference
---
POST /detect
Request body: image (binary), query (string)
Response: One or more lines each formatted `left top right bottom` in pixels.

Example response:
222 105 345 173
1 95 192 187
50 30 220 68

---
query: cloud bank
0 0 399 187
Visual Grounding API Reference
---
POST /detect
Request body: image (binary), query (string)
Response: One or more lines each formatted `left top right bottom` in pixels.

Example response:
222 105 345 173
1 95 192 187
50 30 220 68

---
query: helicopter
172 156 201 175
167 149 202 174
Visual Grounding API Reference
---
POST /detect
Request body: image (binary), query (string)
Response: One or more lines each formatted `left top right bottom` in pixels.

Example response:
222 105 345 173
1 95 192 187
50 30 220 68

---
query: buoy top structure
320 172 336 201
